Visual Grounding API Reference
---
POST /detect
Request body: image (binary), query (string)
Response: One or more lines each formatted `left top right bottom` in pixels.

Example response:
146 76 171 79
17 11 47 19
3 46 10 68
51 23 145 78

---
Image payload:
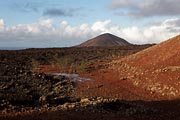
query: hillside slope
110 34 180 100
75 35 180 101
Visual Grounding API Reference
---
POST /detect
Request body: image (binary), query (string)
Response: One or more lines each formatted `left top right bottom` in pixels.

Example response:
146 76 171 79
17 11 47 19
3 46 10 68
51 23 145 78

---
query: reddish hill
110 34 180 100
74 35 180 101
78 33 131 47
123 35 180 68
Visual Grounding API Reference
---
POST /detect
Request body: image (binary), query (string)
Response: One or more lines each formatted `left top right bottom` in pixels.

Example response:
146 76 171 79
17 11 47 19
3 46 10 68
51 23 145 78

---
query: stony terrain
1 34 180 120
74 35 180 100
109 35 180 100
0 45 154 119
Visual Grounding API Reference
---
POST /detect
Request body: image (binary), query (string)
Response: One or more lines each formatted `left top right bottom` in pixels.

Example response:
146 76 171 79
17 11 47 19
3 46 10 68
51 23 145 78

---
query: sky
0 0 180 48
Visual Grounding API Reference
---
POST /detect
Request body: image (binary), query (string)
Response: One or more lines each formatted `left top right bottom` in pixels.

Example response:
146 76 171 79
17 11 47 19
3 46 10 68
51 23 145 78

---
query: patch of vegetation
31 59 40 71
70 60 88 73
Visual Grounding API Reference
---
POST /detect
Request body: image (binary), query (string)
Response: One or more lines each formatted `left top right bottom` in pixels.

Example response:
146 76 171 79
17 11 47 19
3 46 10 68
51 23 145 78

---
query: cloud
123 18 180 43
0 18 179 47
91 20 111 32
110 0 137 9
43 8 80 17
110 0 180 17
10 1 43 13
0 19 5 31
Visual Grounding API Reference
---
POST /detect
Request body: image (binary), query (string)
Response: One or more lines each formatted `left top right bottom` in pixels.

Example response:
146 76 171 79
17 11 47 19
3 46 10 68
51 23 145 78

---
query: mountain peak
77 33 132 47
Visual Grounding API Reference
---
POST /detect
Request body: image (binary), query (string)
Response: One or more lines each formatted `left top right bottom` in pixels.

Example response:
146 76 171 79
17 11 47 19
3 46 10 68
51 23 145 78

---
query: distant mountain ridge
0 47 26 50
77 33 132 47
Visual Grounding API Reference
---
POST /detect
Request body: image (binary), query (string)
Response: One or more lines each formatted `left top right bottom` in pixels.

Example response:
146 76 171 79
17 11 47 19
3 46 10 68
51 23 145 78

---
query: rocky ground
0 72 77 114
2 98 180 120
5 45 180 120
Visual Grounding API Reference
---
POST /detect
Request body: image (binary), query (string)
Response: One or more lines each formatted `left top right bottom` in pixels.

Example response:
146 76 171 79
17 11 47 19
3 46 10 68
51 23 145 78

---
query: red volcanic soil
36 35 180 101
74 35 180 101
77 33 131 47
112 35 180 99
2 35 180 120
123 35 180 68
30 34 180 102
